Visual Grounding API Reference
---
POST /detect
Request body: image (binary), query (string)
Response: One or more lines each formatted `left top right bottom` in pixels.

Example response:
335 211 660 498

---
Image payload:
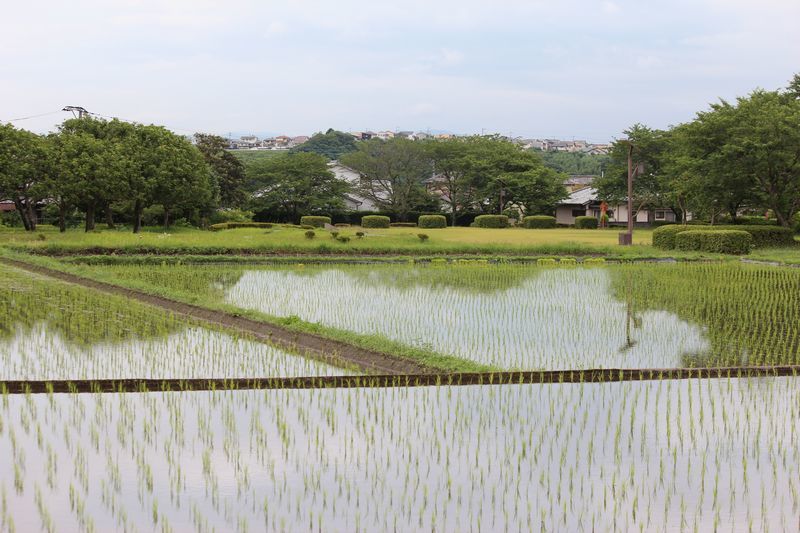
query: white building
555 187 679 226
328 161 382 211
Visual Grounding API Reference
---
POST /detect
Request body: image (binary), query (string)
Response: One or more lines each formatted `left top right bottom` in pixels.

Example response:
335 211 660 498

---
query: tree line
597 74 800 227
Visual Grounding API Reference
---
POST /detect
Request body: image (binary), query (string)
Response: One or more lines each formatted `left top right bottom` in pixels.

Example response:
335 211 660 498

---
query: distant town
224 131 611 155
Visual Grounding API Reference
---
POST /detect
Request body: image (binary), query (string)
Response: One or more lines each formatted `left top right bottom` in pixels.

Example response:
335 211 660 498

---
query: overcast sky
1 0 798 142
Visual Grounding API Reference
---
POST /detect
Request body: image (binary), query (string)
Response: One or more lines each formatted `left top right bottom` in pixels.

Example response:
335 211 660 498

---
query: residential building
328 161 381 211
555 187 678 226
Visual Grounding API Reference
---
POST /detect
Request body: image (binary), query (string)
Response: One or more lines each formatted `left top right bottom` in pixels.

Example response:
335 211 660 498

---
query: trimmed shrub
575 216 598 229
654 224 794 249
209 222 273 231
675 230 752 255
734 216 777 226
300 216 331 228
390 222 417 228
418 215 447 229
361 215 391 228
473 215 509 228
336 235 351 243
304 230 315 239
209 208 254 225
355 231 365 238
417 233 429 242
522 215 556 229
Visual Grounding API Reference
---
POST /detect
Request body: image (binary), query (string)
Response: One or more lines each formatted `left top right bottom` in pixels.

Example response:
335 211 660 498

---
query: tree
538 150 610 175
594 125 674 223
154 135 216 228
0 124 49 230
194 133 246 208
247 152 350 221
290 128 357 160
341 138 436 220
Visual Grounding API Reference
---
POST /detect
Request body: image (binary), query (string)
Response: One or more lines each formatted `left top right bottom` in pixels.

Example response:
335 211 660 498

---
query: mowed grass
0 225 655 254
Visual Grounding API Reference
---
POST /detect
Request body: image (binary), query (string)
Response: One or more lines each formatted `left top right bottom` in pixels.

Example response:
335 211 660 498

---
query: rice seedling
0 376 798 531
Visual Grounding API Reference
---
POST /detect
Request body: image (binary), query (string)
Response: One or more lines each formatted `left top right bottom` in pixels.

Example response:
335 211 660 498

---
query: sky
1 0 798 143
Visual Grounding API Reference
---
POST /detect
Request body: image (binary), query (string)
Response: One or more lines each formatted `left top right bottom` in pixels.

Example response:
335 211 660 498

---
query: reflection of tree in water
609 263 800 367
0 268 184 346
265 263 543 294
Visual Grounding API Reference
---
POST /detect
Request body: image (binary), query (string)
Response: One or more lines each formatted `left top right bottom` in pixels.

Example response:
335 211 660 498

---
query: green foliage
361 215 391 228
418 215 447 228
417 233 429 242
300 216 331 228
523 216 556 229
734 216 777 226
247 152 350 221
654 224 794 249
574 216 598 229
290 129 358 160
336 235 350 243
674 230 752 255
538 150 610 175
209 208 254 225
208 222 273 231
474 215 509 228
194 133 246 208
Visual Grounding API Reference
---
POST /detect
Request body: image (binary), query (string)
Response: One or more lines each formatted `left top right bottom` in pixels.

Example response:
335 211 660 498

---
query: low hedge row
522 216 556 229
473 215 509 228
361 215 391 228
575 216 598 229
300 216 331 228
209 222 273 231
653 224 795 249
418 215 447 228
674 230 752 255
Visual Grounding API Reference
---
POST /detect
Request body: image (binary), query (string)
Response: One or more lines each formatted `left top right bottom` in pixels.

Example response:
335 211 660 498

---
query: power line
3 110 63 123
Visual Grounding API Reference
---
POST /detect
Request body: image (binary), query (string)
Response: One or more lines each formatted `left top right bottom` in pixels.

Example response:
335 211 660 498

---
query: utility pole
62 106 89 119
618 140 642 246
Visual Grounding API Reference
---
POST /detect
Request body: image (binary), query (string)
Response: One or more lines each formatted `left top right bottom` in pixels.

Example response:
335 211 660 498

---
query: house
555 187 678 226
291 136 309 146
413 132 431 140
328 161 381 211
564 175 596 192
375 131 395 140
395 131 415 140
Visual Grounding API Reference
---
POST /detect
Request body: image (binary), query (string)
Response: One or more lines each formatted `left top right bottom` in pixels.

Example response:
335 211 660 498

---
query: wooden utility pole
618 141 636 246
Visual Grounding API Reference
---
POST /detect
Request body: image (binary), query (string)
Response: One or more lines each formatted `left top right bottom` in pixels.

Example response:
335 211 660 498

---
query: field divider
1 366 799 394
0 257 436 375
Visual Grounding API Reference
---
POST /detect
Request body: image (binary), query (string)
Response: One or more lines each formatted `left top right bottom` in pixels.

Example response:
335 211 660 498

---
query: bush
654 224 795 249
473 215 509 228
794 213 800 234
675 230 752 255
575 216 598 229
300 216 331 228
418 215 447 229
336 235 351 243
390 222 417 228
304 230 315 239
361 215 391 228
208 222 273 231
355 231 365 238
734 216 777 226
522 215 556 229
417 233 429 242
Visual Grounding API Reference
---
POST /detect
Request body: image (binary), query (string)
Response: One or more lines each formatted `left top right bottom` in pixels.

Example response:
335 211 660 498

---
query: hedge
574 216 598 229
734 216 777 226
653 224 795 249
361 215 391 228
208 222 273 231
300 216 331 228
473 215 509 228
674 230 752 255
522 215 556 229
418 215 447 228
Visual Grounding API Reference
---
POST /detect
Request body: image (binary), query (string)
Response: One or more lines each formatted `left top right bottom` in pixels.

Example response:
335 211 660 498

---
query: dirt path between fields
1 258 435 375
2 366 799 394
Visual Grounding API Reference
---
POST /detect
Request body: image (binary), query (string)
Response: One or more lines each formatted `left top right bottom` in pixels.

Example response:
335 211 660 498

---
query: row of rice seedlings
1 375 798 531
0 266 349 380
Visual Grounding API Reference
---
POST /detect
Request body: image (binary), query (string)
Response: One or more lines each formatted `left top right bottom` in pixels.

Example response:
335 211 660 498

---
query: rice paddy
2 378 800 532
0 266 348 380
76 261 800 370
2 257 800 531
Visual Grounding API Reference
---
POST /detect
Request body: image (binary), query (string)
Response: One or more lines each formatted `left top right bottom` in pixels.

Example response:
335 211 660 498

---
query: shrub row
653 224 795 249
522 216 556 229
418 215 447 228
575 216 598 229
208 222 273 231
472 215 509 228
674 230 752 255
361 215 391 228
300 216 331 228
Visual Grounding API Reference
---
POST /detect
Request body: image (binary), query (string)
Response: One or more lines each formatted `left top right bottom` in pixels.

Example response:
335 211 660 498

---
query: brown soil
3 366 798 394
1 258 435 375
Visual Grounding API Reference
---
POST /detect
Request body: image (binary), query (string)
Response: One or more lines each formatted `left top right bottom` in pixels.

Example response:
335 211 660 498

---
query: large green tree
290 128 357 160
194 133 246 208
0 124 49 230
247 152 349 221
